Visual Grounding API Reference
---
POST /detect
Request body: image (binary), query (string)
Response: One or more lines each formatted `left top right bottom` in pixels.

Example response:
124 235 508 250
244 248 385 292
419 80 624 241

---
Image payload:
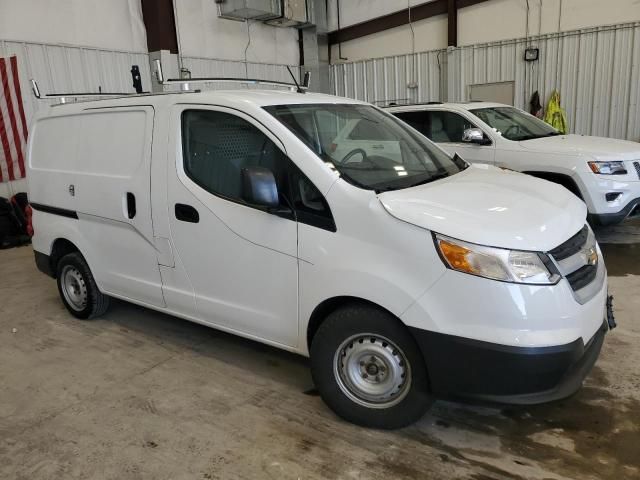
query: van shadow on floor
98 297 640 480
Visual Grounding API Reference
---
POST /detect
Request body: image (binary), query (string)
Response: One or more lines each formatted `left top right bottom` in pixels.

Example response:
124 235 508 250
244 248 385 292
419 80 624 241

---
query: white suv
387 102 640 225
28 91 612 429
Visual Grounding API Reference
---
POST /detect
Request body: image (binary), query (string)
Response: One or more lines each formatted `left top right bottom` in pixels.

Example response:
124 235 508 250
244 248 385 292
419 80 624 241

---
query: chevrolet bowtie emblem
586 247 598 266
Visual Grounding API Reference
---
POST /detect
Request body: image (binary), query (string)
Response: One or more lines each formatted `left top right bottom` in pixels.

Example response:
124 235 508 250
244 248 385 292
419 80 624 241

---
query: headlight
588 161 627 175
434 233 560 285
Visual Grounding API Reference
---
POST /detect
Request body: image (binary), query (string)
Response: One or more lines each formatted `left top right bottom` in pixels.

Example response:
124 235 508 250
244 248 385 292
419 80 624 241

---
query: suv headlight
434 233 560 285
588 161 627 175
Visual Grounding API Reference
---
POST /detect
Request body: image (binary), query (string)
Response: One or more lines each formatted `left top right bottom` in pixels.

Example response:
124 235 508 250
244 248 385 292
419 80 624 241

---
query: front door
165 106 299 347
394 109 495 165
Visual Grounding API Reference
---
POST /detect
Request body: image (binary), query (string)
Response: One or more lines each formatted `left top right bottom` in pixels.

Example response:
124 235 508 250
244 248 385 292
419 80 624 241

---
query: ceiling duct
217 0 282 21
264 0 311 28
216 0 313 27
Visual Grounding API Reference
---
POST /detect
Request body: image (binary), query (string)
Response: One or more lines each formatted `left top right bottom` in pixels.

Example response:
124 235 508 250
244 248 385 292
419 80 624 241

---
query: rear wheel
310 304 432 429
56 252 110 319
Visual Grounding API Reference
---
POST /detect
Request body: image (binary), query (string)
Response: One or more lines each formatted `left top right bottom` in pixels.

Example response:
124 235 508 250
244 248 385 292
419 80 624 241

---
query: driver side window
473 109 511 134
181 109 335 231
182 110 288 204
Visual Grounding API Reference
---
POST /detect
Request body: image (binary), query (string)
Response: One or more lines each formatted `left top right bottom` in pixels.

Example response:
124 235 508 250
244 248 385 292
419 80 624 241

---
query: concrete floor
1 223 639 480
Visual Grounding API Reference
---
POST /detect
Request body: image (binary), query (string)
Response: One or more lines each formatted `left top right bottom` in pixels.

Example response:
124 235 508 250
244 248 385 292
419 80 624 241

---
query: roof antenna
286 66 304 94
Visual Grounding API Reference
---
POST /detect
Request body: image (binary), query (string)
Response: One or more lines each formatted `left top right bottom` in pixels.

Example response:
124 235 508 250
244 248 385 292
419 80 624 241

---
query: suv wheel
56 252 110 319
310 304 432 429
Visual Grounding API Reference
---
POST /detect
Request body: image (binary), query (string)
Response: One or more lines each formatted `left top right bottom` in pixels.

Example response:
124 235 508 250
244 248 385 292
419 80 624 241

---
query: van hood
378 164 586 251
519 134 640 161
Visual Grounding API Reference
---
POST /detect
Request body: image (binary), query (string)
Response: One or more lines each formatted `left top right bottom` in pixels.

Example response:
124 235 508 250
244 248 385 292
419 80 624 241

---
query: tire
56 252 110 319
310 304 432 429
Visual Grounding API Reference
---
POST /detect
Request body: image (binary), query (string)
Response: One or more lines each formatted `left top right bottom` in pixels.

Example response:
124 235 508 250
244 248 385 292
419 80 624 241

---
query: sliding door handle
175 203 199 223
126 192 136 219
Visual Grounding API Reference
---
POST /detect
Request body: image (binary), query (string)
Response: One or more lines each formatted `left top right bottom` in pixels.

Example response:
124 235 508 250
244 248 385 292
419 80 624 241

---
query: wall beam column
141 0 179 54
328 0 489 46
448 0 458 47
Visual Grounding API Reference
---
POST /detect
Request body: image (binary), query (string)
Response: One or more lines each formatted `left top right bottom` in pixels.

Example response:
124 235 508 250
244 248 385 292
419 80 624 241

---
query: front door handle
175 203 199 223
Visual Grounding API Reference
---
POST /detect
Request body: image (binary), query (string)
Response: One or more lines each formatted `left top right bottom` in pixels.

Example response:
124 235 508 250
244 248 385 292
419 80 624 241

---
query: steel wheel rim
61 265 88 311
334 333 411 409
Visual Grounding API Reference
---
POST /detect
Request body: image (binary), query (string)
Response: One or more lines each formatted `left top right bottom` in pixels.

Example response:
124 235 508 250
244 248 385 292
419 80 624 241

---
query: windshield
471 106 560 141
264 104 467 192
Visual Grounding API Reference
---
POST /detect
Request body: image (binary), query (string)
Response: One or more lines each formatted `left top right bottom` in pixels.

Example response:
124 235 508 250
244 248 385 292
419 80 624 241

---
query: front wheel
310 304 432 429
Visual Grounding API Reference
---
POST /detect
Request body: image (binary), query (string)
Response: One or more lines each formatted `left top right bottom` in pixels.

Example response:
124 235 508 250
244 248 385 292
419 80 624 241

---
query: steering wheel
504 125 522 139
341 148 369 164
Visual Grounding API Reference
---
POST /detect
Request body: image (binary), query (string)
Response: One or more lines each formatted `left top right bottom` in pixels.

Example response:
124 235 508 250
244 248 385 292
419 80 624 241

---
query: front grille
566 264 598 291
634 161 640 180
549 225 588 261
548 224 601 297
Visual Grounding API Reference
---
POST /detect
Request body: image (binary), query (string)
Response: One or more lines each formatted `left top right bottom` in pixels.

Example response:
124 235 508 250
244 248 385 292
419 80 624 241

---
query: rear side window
393 111 429 136
181 110 335 231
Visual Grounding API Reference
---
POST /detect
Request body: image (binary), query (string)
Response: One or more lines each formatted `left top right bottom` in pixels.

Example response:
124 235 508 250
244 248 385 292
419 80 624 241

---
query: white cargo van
28 90 614 429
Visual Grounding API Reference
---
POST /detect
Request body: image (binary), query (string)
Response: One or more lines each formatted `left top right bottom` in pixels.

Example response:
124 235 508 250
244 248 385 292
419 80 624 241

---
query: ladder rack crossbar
163 77 304 90
45 92 145 97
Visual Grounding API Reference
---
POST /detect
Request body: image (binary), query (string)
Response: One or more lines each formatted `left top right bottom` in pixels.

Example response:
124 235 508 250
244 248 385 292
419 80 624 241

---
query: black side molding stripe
30 203 78 219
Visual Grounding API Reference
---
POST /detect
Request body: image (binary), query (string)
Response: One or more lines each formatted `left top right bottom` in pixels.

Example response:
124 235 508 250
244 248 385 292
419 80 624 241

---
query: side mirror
462 128 489 145
241 166 279 208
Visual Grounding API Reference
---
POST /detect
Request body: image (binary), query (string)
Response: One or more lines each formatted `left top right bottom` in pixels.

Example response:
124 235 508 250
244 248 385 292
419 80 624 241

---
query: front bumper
578 171 640 224
588 196 640 225
400 232 610 403
409 316 611 404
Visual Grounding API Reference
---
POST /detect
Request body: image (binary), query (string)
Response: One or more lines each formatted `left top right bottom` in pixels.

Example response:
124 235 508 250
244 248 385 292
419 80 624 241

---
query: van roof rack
30 60 311 105
377 100 443 108
374 98 409 107
30 79 152 104
153 60 310 93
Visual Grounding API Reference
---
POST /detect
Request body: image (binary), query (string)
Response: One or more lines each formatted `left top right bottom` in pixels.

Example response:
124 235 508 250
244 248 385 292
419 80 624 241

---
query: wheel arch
306 296 401 351
49 238 81 278
522 171 584 200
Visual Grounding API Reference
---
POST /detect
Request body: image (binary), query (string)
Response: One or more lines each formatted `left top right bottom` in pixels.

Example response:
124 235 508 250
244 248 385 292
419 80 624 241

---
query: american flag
0 55 28 183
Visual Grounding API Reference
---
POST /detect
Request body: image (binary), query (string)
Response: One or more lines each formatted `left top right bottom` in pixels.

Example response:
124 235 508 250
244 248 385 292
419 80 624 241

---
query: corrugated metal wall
331 22 640 141
448 22 640 141
0 40 151 125
331 50 443 106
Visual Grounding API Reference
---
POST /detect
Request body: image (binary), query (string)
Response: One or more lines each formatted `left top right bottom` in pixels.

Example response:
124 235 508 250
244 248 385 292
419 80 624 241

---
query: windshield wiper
337 164 386 171
453 153 469 170
408 172 450 188
518 132 562 141
374 171 452 193
328 164 372 190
